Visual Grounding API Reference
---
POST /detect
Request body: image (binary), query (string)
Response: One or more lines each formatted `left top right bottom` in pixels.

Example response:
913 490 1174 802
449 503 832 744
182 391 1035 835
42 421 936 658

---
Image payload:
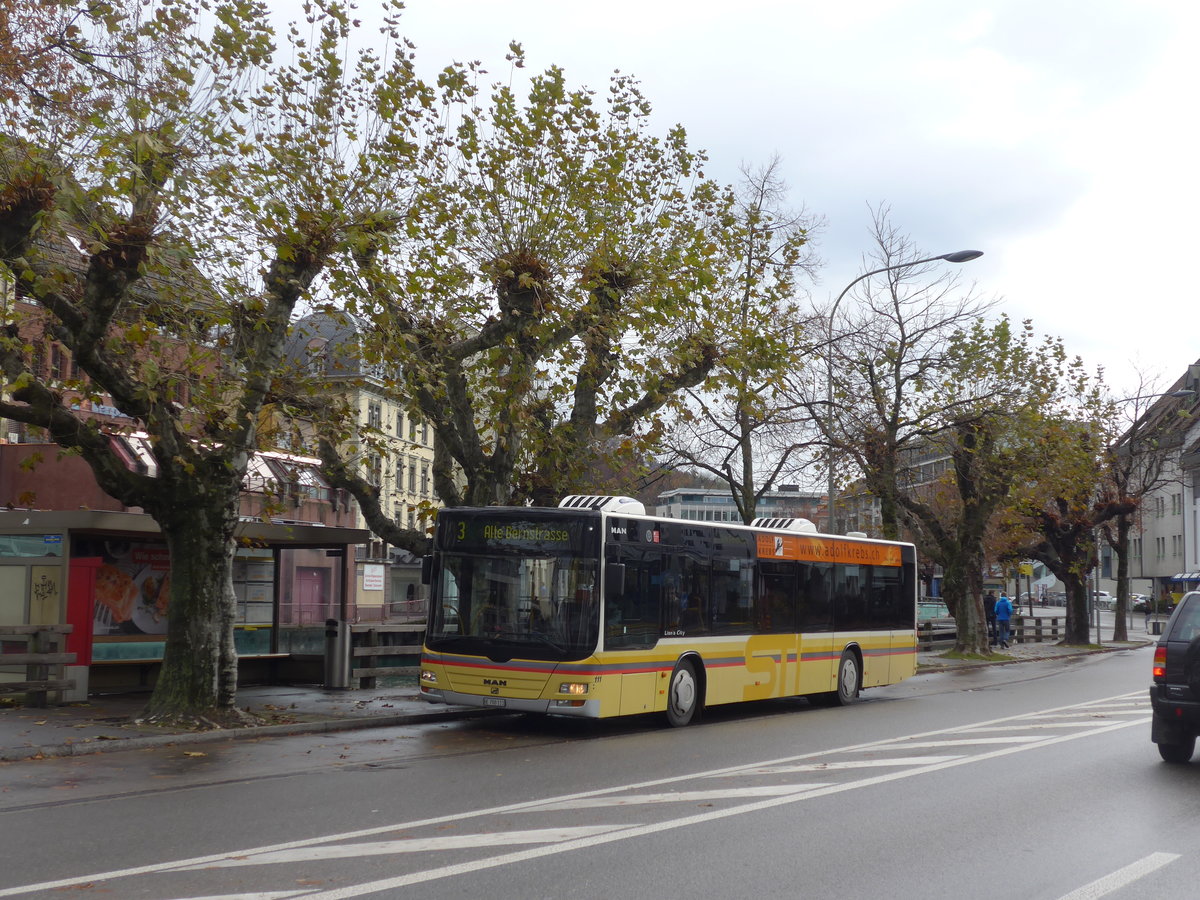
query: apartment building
286 312 443 617
1117 364 1200 601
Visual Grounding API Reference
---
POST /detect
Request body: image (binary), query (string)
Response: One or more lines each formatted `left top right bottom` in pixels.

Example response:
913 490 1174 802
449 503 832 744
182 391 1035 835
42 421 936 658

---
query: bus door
744 562 795 700
607 544 663 716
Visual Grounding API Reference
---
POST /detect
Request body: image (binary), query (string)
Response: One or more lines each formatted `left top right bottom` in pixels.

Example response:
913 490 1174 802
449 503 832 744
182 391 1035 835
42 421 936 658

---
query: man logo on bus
774 536 784 557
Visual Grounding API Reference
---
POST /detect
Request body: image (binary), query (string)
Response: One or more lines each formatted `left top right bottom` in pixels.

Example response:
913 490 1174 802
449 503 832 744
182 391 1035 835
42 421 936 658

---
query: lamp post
824 249 983 533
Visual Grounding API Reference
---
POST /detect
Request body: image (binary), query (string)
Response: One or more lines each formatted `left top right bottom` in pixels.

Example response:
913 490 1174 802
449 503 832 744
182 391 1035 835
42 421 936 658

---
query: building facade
1118 364 1200 602
655 486 824 525
286 312 443 618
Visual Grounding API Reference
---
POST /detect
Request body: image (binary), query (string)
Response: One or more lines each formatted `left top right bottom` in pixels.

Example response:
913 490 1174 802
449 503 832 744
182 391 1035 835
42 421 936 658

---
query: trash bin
324 618 351 689
1150 620 1164 636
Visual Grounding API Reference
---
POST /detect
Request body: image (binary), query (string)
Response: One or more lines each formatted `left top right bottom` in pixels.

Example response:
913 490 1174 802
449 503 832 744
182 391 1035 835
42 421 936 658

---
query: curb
917 640 1148 674
0 705 498 763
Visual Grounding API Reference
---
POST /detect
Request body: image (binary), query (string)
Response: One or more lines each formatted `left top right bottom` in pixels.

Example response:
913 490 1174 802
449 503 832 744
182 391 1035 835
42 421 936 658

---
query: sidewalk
1 627 1152 763
0 684 494 763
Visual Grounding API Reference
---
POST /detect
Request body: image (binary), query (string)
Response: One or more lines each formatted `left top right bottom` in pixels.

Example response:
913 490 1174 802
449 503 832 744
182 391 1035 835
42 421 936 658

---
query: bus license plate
483 697 506 707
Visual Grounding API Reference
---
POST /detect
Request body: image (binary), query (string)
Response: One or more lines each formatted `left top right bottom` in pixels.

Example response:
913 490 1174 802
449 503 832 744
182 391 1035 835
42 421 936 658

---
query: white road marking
875 735 1046 747
0 691 1149 899
718 756 964 774
1031 710 1147 720
183 827 628 868
529 785 830 809
1055 852 1180 900
168 894 313 899
297 717 1151 899
960 722 1114 732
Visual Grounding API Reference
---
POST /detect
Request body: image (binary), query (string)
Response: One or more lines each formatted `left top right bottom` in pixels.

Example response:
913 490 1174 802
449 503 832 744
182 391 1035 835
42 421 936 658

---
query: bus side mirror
605 562 625 600
421 555 432 585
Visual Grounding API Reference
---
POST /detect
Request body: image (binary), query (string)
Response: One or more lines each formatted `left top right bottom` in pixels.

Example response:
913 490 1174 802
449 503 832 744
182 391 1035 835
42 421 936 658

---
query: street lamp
824 250 983 533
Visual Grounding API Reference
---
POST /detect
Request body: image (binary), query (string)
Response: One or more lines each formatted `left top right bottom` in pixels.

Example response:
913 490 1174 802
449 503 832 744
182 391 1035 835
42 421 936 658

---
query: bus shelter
0 509 370 695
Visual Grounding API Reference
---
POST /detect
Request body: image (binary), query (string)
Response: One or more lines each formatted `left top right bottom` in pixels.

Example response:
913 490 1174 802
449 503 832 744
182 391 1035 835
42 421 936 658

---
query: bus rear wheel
666 659 701 727
832 651 861 706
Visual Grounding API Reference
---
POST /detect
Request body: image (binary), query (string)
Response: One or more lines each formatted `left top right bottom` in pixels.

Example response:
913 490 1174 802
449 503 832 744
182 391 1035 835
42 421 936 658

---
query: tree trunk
944 550 990 655
138 487 250 728
1112 515 1131 642
1063 574 1092 645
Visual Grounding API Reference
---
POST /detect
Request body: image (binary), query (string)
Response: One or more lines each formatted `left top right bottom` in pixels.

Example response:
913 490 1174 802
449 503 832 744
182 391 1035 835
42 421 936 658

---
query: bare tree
665 156 822 521
799 206 995 538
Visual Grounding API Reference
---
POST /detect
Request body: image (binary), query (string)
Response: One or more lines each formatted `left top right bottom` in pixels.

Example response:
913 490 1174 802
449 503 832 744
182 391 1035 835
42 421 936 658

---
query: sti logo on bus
774 536 784 557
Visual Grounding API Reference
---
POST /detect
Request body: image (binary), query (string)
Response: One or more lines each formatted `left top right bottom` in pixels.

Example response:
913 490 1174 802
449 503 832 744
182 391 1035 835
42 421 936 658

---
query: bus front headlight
558 682 589 695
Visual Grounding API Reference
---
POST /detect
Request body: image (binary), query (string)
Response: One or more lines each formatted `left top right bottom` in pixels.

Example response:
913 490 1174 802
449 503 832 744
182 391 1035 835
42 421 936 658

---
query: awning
1170 573 1200 581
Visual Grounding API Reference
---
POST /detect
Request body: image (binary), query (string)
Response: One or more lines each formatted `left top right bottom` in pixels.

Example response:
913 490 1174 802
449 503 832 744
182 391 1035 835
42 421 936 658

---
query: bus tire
832 650 861 706
666 659 701 727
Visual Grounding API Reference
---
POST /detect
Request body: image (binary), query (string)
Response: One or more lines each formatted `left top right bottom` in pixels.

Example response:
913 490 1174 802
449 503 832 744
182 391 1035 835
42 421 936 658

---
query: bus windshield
428 553 600 659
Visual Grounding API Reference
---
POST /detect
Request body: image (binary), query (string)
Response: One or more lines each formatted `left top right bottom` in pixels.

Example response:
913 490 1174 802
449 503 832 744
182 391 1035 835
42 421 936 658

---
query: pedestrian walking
984 591 998 646
995 592 1013 649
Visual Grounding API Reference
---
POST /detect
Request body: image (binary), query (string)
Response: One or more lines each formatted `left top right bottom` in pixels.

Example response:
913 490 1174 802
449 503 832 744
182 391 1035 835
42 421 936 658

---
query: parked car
1092 590 1114 610
1132 594 1151 612
918 600 951 622
1149 591 1200 762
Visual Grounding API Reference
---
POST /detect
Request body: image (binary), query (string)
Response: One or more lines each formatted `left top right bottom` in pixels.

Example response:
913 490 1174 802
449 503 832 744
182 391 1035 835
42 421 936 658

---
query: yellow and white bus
419 495 918 726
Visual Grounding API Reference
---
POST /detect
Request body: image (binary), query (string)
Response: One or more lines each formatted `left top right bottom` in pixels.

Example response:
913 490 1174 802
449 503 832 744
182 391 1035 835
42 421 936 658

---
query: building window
49 343 70 381
409 417 418 443
367 400 382 429
408 457 417 493
420 464 429 496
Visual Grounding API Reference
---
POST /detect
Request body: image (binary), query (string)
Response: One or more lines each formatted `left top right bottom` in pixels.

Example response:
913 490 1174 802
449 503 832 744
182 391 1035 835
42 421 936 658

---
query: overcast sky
334 0 1198 398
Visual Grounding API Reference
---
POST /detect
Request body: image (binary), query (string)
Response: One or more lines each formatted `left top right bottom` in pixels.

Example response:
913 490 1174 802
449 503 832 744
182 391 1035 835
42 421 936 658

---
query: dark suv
1150 590 1200 762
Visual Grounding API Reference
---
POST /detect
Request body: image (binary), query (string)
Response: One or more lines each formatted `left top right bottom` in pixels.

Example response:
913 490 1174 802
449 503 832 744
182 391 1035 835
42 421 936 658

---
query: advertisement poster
92 541 172 636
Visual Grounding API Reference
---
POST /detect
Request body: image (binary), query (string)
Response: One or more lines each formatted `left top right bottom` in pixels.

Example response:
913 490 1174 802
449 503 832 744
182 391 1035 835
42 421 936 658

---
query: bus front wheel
666 659 701 727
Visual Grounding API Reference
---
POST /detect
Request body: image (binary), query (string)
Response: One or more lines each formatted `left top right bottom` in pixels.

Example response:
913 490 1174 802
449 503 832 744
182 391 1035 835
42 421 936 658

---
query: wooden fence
1013 616 1062 643
350 623 425 689
0 624 76 707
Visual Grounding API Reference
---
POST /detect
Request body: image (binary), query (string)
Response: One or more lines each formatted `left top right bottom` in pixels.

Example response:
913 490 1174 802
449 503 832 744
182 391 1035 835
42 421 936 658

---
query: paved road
1 644 1186 900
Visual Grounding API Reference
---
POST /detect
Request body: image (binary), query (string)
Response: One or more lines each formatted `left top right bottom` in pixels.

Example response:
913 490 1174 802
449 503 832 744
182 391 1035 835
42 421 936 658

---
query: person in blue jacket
994 592 1013 649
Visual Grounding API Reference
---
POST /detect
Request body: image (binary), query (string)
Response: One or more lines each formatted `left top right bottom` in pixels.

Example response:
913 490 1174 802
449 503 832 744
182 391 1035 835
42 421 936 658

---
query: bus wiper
494 630 570 653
